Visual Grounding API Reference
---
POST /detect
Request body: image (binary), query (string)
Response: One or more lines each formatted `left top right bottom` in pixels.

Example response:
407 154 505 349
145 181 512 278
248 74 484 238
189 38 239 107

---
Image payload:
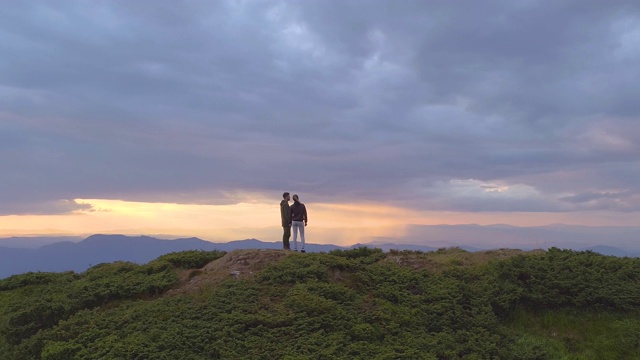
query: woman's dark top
290 201 308 222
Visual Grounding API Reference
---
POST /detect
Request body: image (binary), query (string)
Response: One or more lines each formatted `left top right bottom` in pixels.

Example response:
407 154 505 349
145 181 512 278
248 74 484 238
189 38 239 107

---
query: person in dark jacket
290 194 308 253
280 192 292 250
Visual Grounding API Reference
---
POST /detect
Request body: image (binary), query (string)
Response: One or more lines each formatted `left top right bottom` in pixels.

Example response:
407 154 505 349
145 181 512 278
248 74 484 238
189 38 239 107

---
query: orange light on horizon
1 198 639 245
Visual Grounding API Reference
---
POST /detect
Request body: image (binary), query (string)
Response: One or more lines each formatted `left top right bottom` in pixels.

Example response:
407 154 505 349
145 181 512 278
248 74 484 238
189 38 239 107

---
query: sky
1 1 639 245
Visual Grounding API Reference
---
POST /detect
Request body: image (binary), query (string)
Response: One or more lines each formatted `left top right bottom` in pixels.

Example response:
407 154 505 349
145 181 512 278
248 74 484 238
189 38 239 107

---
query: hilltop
169 248 541 295
1 247 639 359
3 231 640 280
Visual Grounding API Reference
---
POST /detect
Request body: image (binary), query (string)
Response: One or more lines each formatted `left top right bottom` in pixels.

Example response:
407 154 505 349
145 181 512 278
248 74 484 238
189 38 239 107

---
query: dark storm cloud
1 0 639 214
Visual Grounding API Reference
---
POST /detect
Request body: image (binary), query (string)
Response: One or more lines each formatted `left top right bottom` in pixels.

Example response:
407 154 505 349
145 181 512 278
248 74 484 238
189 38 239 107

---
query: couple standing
280 192 308 252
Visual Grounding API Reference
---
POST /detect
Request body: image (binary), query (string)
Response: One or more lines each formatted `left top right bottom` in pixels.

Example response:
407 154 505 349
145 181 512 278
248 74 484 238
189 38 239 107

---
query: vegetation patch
1 247 639 359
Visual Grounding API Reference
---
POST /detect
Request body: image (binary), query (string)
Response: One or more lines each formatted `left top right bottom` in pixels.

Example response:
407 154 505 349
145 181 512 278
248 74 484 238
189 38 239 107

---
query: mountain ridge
3 232 640 280
0 234 348 279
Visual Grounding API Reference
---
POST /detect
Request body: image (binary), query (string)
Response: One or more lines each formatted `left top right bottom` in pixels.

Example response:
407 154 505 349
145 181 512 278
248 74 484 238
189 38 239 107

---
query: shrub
329 247 385 263
155 250 226 269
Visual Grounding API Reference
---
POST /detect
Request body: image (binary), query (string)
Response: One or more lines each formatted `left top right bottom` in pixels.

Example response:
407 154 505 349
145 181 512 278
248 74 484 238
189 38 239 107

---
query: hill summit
1 247 640 359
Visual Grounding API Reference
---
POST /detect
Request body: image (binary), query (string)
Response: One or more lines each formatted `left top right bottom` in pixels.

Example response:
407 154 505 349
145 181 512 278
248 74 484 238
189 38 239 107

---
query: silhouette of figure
290 194 308 253
280 192 292 250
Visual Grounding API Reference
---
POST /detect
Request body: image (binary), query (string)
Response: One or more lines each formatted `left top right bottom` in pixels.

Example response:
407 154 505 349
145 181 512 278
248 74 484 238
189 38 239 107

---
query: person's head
292 194 299 202
282 192 290 201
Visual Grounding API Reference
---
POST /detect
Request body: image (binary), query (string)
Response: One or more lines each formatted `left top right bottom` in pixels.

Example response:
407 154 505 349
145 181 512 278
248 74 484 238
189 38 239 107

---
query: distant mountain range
0 236 83 249
0 235 344 279
0 226 640 279
392 224 640 252
0 234 445 279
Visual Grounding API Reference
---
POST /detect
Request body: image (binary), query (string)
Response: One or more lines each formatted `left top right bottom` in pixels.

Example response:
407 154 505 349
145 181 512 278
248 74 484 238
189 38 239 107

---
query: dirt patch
384 248 545 272
169 249 292 294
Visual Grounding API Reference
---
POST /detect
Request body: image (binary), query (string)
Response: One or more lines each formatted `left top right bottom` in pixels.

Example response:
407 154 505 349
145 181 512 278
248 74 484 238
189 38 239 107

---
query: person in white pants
290 194 308 252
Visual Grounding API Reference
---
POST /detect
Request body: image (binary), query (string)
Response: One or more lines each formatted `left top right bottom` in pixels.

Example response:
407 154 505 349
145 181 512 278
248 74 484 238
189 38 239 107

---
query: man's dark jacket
280 200 291 227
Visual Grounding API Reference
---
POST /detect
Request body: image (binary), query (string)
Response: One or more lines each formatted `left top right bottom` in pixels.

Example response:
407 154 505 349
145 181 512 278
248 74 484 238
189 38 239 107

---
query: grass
507 307 640 359
385 247 543 272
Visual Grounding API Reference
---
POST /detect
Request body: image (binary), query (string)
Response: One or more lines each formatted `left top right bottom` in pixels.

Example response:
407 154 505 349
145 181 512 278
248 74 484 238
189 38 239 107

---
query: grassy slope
508 308 640 360
1 248 639 359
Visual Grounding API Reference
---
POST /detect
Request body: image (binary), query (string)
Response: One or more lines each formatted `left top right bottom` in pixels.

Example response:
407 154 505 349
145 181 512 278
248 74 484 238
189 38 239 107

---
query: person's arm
303 204 308 225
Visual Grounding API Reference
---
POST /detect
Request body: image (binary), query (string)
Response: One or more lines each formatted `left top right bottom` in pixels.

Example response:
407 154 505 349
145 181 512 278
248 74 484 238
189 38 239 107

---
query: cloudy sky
1 1 639 244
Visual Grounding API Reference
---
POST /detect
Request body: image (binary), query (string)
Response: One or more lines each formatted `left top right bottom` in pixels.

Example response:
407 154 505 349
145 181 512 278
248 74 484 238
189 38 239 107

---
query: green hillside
1 247 639 359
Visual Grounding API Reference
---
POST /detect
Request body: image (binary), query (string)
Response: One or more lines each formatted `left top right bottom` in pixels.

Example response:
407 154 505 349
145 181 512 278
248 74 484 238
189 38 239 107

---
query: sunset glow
1 197 638 246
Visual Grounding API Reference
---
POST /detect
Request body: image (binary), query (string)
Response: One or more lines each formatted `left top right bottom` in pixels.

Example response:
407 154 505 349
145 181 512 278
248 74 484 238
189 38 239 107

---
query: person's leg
299 223 305 251
292 222 299 250
282 226 291 250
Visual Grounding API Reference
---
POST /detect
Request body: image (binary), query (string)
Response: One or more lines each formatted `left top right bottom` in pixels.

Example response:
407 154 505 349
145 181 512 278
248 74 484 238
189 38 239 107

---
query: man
280 192 292 250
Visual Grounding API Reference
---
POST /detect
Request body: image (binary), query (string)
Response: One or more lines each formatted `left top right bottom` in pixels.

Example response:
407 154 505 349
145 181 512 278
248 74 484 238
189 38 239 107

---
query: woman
290 194 308 253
